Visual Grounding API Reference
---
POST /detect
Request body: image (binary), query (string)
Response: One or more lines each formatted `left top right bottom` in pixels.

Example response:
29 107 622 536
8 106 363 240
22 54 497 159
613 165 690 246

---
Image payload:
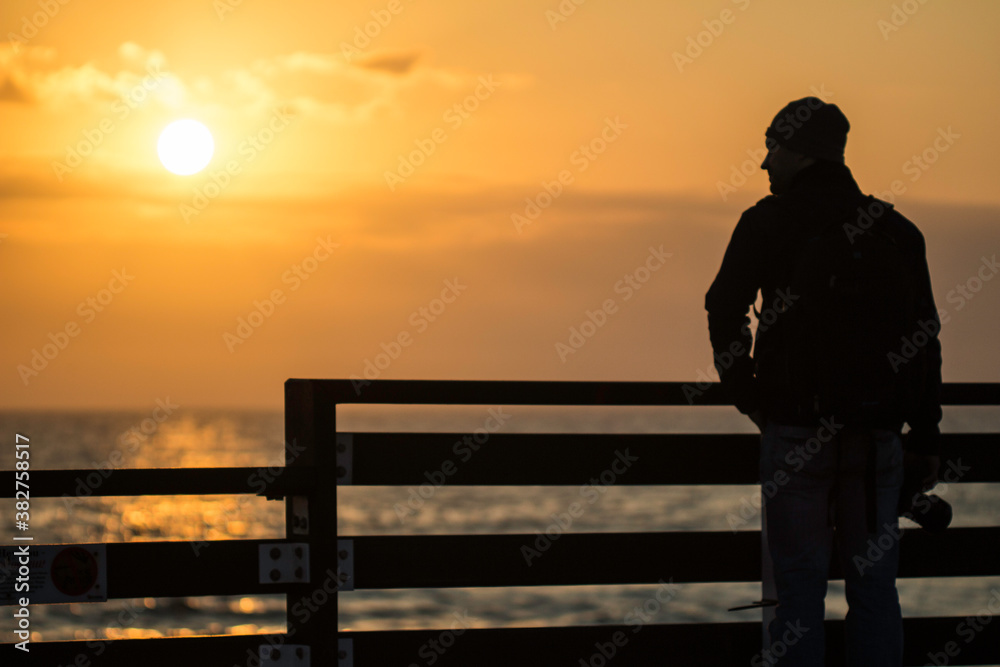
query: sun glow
157 119 214 175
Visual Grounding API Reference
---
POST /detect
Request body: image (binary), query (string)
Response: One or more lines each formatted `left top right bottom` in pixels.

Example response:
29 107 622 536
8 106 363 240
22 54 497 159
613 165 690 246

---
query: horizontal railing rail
288 379 1000 405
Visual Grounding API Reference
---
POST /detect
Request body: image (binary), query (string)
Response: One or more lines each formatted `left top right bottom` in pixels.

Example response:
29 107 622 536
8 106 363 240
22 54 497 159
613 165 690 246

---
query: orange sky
2 0 1000 409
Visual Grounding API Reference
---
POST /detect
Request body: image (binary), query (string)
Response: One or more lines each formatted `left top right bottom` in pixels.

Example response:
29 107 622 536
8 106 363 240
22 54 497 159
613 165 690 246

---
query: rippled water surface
1 406 998 645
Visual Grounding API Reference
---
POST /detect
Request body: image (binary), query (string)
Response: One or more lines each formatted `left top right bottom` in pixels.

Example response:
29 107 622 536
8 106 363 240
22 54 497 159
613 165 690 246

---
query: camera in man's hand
898 489 952 533
897 450 951 533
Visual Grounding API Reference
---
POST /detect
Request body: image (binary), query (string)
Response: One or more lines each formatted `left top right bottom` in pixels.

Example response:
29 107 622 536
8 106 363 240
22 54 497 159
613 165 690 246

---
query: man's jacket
705 160 942 455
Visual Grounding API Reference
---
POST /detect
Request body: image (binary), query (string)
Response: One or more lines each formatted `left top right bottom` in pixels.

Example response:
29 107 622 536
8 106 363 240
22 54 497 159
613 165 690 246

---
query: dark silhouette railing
2 380 999 665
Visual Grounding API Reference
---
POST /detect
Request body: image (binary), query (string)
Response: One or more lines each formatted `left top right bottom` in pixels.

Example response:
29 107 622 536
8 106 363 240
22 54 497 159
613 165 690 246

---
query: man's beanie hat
765 97 850 162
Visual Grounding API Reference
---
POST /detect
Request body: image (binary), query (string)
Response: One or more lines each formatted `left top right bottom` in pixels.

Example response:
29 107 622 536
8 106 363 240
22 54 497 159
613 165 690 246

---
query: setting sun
157 119 214 175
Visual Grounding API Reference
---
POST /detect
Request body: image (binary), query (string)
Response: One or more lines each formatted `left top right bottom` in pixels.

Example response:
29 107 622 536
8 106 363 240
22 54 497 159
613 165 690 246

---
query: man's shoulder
736 194 793 236
860 195 927 249
742 194 782 217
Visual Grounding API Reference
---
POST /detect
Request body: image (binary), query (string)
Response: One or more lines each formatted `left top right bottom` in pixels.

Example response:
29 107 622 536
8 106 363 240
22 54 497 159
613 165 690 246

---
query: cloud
0 74 31 103
0 43 179 109
117 42 167 71
355 51 421 75
0 42 521 129
222 48 511 123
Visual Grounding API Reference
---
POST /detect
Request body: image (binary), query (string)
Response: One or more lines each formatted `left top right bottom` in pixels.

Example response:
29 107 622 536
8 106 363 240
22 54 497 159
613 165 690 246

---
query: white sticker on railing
0 544 108 605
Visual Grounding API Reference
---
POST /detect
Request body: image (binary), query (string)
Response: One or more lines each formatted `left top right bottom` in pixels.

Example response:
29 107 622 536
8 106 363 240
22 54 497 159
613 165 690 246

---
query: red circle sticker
50 547 98 596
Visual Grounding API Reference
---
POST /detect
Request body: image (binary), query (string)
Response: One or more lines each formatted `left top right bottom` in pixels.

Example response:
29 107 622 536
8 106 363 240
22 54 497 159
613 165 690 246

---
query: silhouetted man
705 97 943 666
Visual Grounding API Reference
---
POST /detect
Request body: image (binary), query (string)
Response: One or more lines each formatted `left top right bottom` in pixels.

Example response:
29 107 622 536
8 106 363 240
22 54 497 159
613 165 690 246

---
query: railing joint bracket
336 539 354 592
336 434 353 485
260 643 310 666
338 638 353 667
259 542 310 584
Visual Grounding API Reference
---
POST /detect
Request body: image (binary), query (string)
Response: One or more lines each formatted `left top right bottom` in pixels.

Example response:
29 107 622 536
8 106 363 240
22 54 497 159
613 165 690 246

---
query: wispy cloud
0 42 512 122
0 42 175 107
356 50 422 75
0 74 31 103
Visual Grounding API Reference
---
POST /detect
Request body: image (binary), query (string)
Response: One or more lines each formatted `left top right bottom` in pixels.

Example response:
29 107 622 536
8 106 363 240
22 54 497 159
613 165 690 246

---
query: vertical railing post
285 380 340 665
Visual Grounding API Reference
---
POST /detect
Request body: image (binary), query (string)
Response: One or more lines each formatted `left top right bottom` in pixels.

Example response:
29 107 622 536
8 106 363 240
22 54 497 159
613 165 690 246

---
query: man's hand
919 455 941 492
748 409 767 433
905 451 941 492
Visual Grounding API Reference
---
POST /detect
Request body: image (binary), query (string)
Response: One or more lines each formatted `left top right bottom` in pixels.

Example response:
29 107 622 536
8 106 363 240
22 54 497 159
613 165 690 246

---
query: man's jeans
760 420 905 666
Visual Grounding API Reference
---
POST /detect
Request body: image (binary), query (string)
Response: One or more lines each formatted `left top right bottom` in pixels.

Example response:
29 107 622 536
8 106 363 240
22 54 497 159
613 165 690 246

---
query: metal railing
2 379 999 665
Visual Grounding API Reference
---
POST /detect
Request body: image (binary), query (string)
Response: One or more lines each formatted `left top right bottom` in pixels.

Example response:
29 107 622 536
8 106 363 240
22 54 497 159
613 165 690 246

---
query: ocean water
1 405 998 650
